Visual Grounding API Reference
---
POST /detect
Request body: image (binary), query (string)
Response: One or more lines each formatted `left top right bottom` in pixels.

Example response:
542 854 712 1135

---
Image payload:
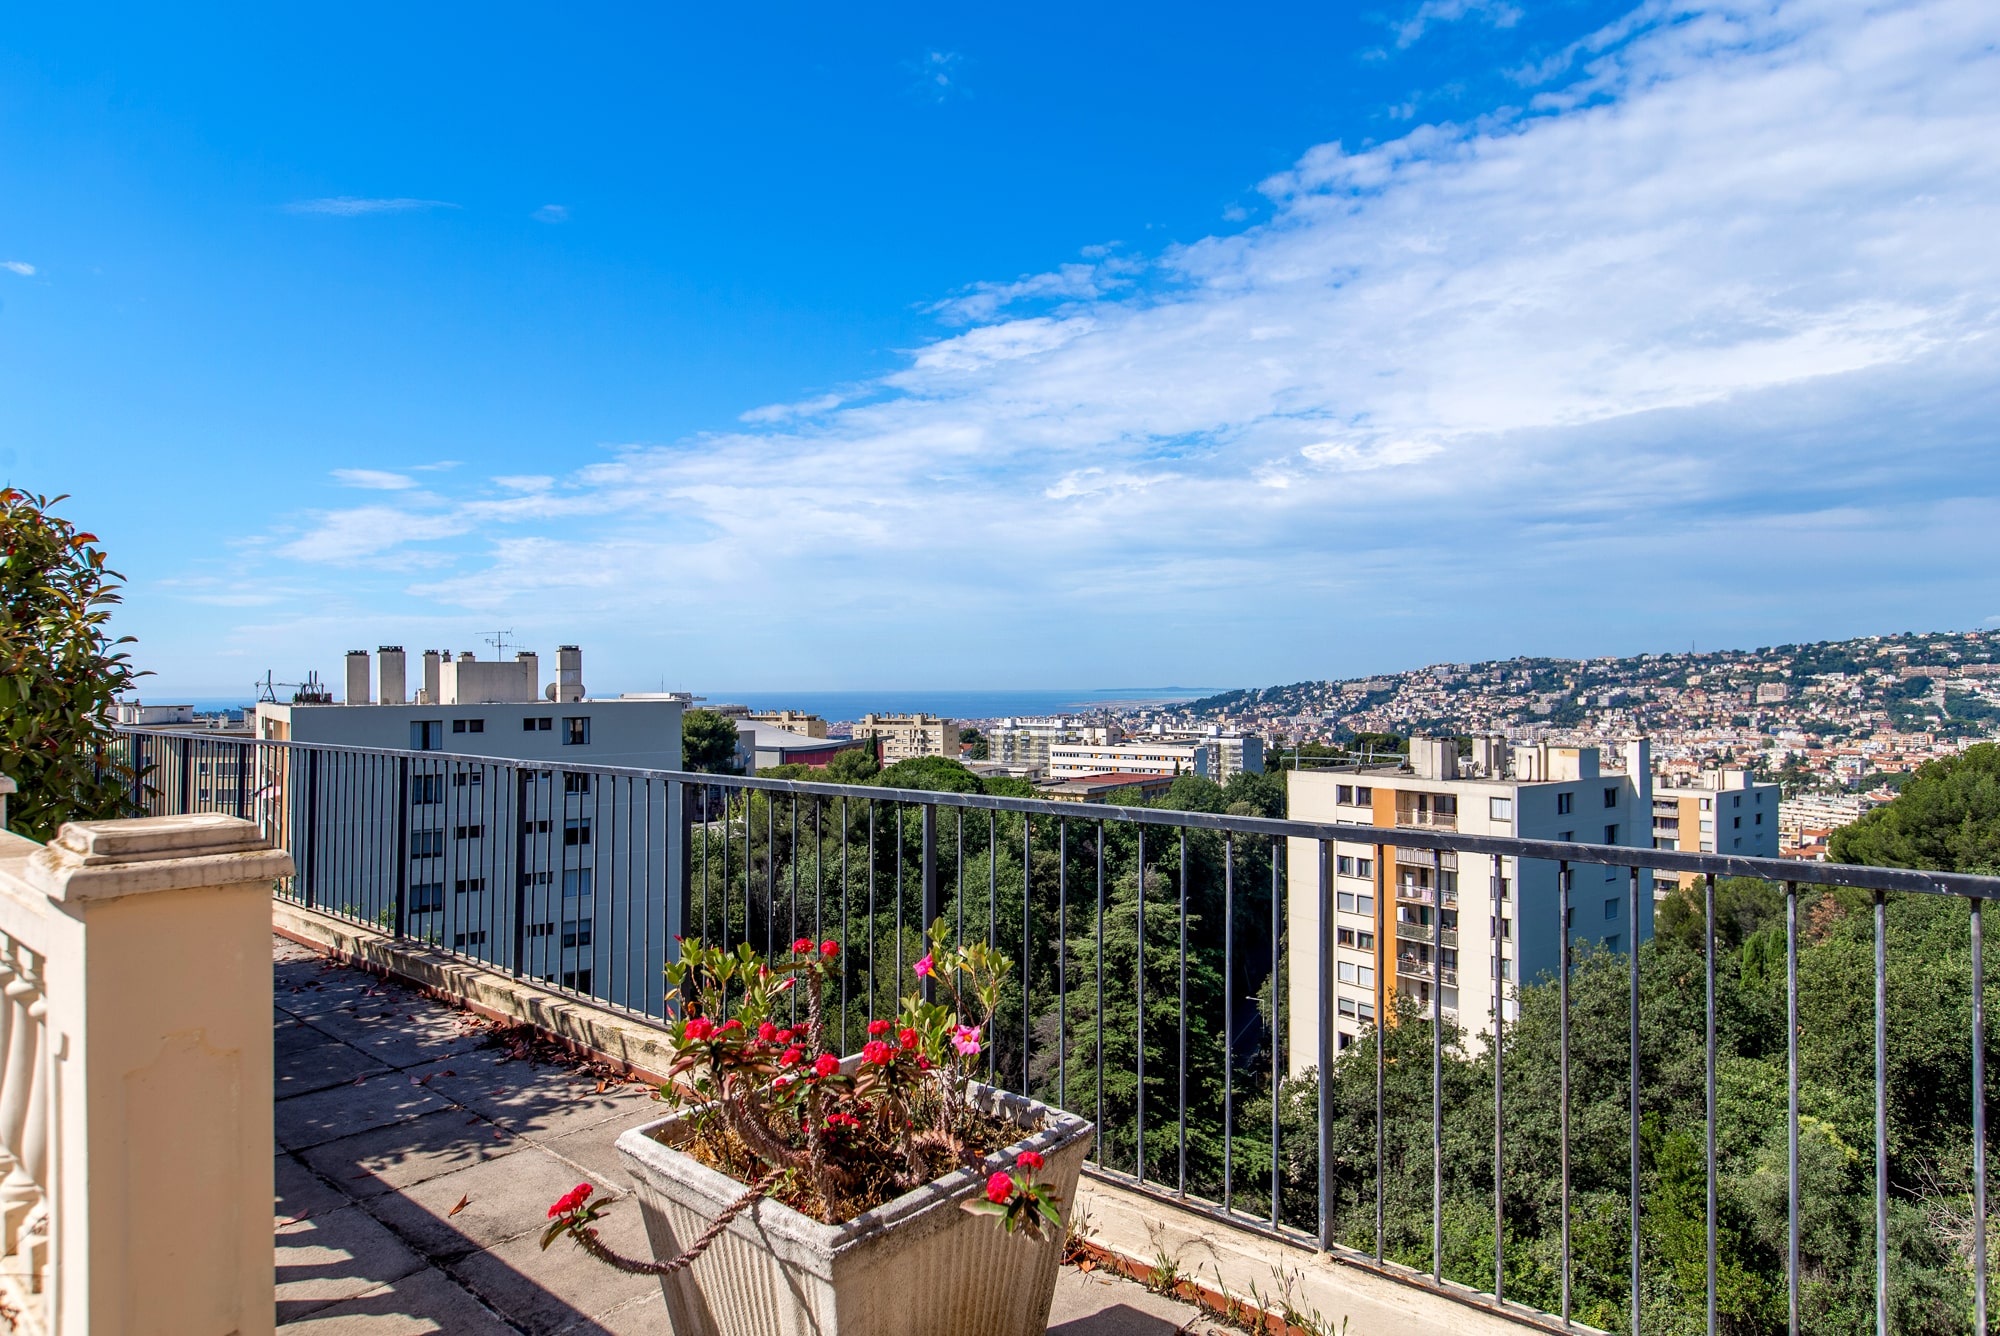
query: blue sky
5 0 1997 696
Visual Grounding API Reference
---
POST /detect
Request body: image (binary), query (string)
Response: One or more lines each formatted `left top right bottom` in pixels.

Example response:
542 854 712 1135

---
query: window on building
1337 997 1357 1018
454 824 483 840
521 870 552 887
1559 830 1574 843
1490 797 1513 822
523 716 552 732
1354 786 1373 804
1337 891 1356 913
1337 927 1356 947
1357 858 1374 879
563 717 591 746
1337 1031 1354 1051
564 818 592 847
412 774 443 805
1605 824 1619 844
1337 855 1355 875
1356 895 1374 917
1357 931 1375 950
1337 961 1359 984
1495 877 1512 901
1733 816 1742 829
526 922 555 938
1557 792 1573 815
410 829 445 858
563 920 593 949
564 772 591 794
561 969 593 992
1435 794 1458 816
1605 898 1620 920
411 721 442 751
451 718 486 734
410 883 444 914
1565 906 1576 928
521 818 551 834
1733 794 1742 807
453 770 483 787
1358 966 1376 987
1492 958 1513 981
1605 787 1619 808
1605 934 1621 954
453 931 488 948
1336 785 1354 804
1357 1001 1376 1022
1700 797 1713 810
454 877 484 894
563 868 593 898
1492 915 1512 939
1755 812 1763 825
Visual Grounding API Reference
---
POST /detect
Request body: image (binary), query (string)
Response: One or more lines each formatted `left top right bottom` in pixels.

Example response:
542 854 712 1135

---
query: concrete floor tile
363 1145 605 1262
276 1265 518 1334
276 1204 429 1323
277 1152 352 1226
299 1106 526 1202
449 1202 659 1336
279 1032 395 1098
296 1003 492 1069
278 1068 454 1153
550 1288 672 1336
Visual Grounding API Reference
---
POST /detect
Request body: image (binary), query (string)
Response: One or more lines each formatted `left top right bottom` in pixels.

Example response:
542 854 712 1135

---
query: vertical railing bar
1274 837 1283 1231
1023 813 1033 1095
1178 829 1189 1200
1432 846 1444 1286
1058 819 1068 1112
989 812 998 1083
1224 834 1235 1215
895 803 906 993
1873 887 1886 1336
840 796 850 1046
1560 858 1572 1327
1975 895 1989 1336
1787 879 1800 1336
867 801 878 1025
1095 821 1106 1168
767 791 777 962
1376 841 1386 1262
720 786 731 954
790 793 800 1022
1629 864 1642 1336
1494 851 1505 1304
1707 872 1719 1336
921 803 939 1004
956 810 965 948
1136 826 1146 1183
1318 838 1335 1249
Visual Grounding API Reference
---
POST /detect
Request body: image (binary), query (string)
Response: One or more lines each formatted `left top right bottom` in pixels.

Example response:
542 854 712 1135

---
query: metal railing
108 727 2000 1336
1396 808 1459 831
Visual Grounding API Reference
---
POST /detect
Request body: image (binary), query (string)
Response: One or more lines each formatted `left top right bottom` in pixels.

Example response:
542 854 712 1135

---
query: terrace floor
272 936 1223 1335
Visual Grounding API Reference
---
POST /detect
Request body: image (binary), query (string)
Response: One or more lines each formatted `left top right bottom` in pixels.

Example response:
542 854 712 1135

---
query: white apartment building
854 713 956 763
1287 737 1654 1072
1652 768 1780 886
253 644 684 1012
988 717 1121 775
1048 733 1264 783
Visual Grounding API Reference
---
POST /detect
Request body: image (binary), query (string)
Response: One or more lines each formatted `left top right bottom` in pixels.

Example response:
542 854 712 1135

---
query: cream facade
1286 738 1655 1071
1652 768 1781 886
1048 734 1263 783
855 713 956 762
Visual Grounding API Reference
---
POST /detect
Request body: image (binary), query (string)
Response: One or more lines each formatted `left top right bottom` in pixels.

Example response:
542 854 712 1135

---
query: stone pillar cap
27 814 295 904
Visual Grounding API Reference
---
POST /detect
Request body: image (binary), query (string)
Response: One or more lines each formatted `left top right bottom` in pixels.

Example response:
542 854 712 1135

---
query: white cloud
908 50 967 102
331 468 418 490
279 507 472 564
533 204 569 223
1393 0 1523 48
246 0 2000 681
1 261 33 276
494 475 555 493
285 197 459 216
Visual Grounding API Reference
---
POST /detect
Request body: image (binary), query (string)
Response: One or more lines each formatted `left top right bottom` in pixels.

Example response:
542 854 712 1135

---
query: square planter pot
614 1079 1094 1336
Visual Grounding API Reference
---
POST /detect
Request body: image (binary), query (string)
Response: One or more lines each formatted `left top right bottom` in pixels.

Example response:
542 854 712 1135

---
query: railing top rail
113 726 2000 899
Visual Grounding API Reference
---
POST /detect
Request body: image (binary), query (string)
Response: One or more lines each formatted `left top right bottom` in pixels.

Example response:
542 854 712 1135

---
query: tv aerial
483 629 517 659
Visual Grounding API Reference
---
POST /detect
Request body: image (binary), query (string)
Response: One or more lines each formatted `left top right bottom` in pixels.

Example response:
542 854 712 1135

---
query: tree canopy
1828 743 2000 873
681 709 742 774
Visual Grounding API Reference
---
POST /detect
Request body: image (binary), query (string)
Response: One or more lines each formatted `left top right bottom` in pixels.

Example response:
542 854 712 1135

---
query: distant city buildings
1047 732 1263 783
747 710 827 738
854 713 956 762
1652 768 1781 883
1287 737 1655 1069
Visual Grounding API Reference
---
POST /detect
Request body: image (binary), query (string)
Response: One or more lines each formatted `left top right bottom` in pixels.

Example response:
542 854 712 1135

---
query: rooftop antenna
255 670 278 704
483 629 517 659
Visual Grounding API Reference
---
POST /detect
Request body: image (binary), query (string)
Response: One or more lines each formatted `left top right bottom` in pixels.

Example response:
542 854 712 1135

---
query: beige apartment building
1651 768 1781 886
1287 737 1654 1071
1048 733 1264 783
855 713 956 762
747 710 828 738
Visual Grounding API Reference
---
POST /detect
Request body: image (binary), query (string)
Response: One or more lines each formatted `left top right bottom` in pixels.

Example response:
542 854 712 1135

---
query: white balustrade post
0 952 40 1250
16 813 293 1336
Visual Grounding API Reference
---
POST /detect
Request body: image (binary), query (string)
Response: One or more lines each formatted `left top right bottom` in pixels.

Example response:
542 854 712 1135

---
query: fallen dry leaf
448 1194 471 1217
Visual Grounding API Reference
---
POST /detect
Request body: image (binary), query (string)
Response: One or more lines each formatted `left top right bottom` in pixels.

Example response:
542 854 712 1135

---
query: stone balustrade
0 811 293 1336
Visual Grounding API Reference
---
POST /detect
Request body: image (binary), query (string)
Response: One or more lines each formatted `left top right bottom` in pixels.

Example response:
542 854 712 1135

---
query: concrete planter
614 1080 1094 1336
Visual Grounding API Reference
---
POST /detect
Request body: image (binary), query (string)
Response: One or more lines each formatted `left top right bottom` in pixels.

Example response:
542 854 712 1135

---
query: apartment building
253 644 683 1012
747 710 827 738
1651 768 1780 886
1286 737 1654 1072
988 717 1121 775
855 713 956 762
1048 732 1264 783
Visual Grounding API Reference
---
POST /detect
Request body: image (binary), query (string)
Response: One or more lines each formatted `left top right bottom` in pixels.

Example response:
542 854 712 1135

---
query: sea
162 687 1222 723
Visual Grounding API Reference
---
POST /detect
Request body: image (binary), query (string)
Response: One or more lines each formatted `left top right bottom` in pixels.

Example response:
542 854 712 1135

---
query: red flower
898 1027 919 1050
860 1040 894 1065
793 937 814 954
548 1183 593 1218
775 1028 794 1044
867 1019 892 1038
824 1111 862 1131
985 1171 1014 1205
682 1017 715 1041
821 940 840 958
1016 1150 1045 1171
721 1019 743 1032
813 1053 840 1078
781 1045 804 1067
758 1021 778 1043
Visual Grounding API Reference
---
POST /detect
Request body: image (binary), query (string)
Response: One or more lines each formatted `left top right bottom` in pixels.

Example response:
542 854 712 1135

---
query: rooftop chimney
421 650 441 705
517 650 540 702
553 645 584 703
344 650 370 705
378 646 407 705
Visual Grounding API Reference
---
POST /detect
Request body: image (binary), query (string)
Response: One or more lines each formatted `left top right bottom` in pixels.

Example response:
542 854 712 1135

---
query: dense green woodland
683 737 2000 1333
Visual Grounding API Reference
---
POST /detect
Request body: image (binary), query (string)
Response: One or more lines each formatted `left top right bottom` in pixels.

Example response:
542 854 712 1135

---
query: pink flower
952 1024 982 1056
683 1017 716 1042
898 1027 919 1050
813 1053 840 1078
867 1019 892 1038
548 1183 593 1218
860 1040 894 1065
793 937 814 954
821 940 840 958
1016 1150 1045 1171
985 1171 1014 1205
913 955 934 978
